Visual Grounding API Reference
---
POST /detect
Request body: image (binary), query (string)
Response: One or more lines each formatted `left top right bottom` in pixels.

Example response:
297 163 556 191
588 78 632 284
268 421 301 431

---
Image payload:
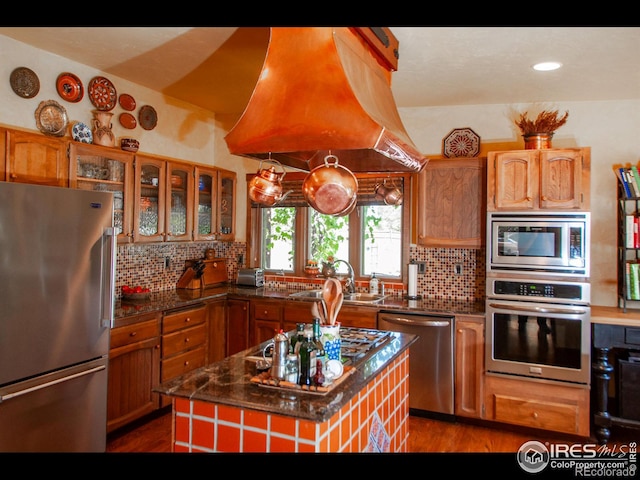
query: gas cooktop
338 327 393 364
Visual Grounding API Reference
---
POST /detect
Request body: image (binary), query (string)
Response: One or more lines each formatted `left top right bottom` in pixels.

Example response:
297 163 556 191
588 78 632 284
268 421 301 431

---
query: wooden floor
106 407 634 453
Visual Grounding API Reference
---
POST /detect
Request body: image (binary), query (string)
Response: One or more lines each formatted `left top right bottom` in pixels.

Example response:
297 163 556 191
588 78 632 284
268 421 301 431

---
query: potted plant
515 109 569 149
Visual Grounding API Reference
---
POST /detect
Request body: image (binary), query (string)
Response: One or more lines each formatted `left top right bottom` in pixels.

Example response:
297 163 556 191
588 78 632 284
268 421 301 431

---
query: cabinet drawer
252 301 282 321
624 327 640 346
492 392 579 433
110 318 159 349
162 323 206 357
162 305 206 334
161 345 206 381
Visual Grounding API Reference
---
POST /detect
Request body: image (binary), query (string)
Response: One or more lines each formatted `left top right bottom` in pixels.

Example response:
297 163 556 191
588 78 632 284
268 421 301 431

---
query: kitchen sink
288 290 388 304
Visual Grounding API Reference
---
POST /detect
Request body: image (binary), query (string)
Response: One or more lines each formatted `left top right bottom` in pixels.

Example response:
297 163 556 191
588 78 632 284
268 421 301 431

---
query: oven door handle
488 303 587 315
379 315 451 327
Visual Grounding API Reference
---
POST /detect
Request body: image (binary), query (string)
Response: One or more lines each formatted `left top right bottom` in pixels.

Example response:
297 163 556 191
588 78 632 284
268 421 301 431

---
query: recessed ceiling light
533 62 562 72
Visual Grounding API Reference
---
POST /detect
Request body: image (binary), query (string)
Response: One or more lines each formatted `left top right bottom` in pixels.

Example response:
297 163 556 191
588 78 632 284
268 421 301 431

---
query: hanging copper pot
303 154 358 216
248 159 292 206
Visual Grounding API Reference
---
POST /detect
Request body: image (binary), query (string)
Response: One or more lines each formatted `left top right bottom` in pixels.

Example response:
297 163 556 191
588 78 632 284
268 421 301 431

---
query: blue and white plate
72 122 93 143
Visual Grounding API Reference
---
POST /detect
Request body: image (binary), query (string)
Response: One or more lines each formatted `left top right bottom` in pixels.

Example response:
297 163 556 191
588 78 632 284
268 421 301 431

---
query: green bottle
298 330 317 386
291 323 305 354
312 318 326 360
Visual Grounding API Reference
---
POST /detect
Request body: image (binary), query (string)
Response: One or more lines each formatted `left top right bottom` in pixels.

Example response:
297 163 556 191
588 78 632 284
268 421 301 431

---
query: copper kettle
248 159 292 206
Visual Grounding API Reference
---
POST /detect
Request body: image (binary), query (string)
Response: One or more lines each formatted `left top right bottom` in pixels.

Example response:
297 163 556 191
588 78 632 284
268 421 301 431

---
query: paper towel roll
408 263 418 297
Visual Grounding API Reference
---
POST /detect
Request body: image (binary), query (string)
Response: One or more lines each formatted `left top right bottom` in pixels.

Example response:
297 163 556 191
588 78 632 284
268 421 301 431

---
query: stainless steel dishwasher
377 311 454 417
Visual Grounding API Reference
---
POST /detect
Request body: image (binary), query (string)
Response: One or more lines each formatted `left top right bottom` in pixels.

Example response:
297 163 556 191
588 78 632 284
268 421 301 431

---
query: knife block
180 258 228 290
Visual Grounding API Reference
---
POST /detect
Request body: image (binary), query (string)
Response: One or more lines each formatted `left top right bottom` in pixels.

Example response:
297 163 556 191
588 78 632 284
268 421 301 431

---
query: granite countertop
115 284 485 321
153 328 417 423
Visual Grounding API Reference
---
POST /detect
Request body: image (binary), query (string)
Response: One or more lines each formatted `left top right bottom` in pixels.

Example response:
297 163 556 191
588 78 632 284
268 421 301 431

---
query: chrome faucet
333 259 356 294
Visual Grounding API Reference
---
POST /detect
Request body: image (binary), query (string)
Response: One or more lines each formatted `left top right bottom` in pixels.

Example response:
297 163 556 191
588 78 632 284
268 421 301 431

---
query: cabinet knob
184 337 191 343
532 411 539 419
130 331 137 337
185 317 191 323
184 361 190 366
10 173 17 179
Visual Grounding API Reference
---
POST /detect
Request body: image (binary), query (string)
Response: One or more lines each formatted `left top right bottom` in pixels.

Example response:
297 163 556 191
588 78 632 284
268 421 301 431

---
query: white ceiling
1 26 639 114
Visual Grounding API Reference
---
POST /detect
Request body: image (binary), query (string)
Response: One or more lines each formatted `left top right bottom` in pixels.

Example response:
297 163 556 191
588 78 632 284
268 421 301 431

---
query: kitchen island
154 327 417 453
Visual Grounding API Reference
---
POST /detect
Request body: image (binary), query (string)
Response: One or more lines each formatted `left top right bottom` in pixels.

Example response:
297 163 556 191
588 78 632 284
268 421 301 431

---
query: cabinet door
107 314 161 433
539 149 586 209
6 130 68 187
454 315 484 419
0 128 6 181
337 305 377 329
251 299 283 345
69 142 134 243
133 155 166 242
418 157 486 248
226 298 249 356
207 299 227 363
283 301 316 333
488 150 538 211
165 161 194 241
194 167 218 241
217 170 236 241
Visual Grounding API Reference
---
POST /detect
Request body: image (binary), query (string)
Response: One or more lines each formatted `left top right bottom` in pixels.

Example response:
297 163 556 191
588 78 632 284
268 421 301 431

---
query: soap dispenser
369 272 379 294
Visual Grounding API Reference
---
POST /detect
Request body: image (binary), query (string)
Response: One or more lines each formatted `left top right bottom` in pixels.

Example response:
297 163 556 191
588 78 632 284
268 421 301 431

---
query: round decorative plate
10 66 40 98
442 127 481 158
56 72 84 103
119 112 137 129
88 76 117 111
118 93 136 111
34 100 68 137
139 105 157 130
71 121 93 143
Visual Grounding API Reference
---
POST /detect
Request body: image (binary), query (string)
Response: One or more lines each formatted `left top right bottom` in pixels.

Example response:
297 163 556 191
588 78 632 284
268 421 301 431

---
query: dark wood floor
106 407 637 453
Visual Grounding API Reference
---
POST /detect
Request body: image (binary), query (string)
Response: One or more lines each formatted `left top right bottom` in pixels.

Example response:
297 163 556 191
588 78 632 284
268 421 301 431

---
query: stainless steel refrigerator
0 182 116 452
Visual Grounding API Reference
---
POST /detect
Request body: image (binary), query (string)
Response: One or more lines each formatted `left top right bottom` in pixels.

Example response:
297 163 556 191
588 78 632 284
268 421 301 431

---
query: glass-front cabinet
133 155 166 243
69 142 134 243
194 166 236 241
165 161 194 242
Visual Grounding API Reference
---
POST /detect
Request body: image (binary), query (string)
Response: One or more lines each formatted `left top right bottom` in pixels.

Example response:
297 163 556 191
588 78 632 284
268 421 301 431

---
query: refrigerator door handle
0 364 106 403
102 226 117 329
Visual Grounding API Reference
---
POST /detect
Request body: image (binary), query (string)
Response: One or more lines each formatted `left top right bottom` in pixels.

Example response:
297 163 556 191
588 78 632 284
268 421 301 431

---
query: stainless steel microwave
487 212 590 277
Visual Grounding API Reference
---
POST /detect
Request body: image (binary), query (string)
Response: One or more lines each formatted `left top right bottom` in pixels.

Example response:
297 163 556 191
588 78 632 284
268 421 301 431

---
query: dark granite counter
154 328 417 423
115 284 484 321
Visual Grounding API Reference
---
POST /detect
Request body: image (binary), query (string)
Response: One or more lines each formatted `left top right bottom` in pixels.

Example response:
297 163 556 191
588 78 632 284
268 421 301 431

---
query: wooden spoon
332 290 343 326
328 278 343 325
322 278 339 326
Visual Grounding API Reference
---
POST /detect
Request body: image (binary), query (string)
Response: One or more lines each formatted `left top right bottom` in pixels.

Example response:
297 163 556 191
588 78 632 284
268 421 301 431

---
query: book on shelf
629 262 640 300
627 168 640 197
626 262 632 300
627 214 636 248
631 166 640 196
617 167 633 198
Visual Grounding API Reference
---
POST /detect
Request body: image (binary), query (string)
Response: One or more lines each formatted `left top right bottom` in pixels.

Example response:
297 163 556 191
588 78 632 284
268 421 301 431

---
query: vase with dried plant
515 109 569 149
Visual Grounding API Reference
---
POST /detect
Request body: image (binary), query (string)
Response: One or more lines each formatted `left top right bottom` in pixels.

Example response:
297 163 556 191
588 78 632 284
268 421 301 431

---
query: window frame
246 172 412 282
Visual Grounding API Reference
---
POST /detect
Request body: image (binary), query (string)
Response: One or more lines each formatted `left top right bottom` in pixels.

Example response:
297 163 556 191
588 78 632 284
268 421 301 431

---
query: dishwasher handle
379 314 451 328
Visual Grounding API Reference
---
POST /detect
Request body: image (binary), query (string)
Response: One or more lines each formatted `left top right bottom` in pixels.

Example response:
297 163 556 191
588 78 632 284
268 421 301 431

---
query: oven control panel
492 279 590 302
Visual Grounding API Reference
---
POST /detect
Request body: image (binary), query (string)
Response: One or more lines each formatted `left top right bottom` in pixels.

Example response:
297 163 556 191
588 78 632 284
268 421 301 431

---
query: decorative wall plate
442 127 481 158
10 66 40 98
118 93 136 111
139 105 157 130
56 72 84 103
71 121 93 143
119 112 137 129
88 76 117 111
34 100 68 137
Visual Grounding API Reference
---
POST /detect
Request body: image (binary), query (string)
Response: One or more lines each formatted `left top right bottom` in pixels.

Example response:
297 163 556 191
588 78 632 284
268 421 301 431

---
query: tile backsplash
116 242 485 302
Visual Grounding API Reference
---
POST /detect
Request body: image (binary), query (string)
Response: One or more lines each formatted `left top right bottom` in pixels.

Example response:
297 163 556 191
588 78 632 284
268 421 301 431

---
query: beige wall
2 34 639 306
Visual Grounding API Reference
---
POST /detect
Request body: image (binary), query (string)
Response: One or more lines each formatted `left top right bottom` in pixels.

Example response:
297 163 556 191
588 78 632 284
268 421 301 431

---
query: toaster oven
237 268 264 287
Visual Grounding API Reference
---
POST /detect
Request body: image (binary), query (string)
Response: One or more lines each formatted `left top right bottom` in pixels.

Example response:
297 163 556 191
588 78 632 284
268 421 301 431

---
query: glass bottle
369 272 379 294
312 318 325 358
298 330 317 386
291 322 305 354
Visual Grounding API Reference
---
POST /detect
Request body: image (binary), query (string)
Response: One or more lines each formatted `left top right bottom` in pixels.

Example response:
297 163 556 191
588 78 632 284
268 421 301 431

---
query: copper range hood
224 27 428 173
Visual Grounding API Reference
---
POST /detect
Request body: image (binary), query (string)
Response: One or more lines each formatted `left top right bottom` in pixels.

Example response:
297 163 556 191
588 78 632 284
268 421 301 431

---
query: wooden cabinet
484 374 590 437
487 148 590 211
251 299 283 345
133 154 194 242
6 130 68 187
160 304 207 406
69 142 135 243
0 128 6 181
107 312 161 433
418 157 486 248
283 301 316 333
227 298 250 356
194 166 236 241
207 298 227 363
454 314 484 419
336 305 377 329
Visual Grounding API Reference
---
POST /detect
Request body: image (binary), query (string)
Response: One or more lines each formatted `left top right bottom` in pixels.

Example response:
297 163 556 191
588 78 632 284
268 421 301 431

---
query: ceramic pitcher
92 110 115 147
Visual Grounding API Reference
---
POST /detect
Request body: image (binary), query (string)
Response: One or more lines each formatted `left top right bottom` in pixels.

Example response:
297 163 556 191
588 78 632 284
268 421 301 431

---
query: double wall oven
485 212 591 386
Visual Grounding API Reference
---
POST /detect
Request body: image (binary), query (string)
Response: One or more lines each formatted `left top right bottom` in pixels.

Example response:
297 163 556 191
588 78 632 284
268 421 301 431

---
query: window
248 172 410 281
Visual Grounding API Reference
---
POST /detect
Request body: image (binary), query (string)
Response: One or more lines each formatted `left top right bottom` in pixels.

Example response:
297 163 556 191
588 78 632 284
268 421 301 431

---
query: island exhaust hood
224 27 428 173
